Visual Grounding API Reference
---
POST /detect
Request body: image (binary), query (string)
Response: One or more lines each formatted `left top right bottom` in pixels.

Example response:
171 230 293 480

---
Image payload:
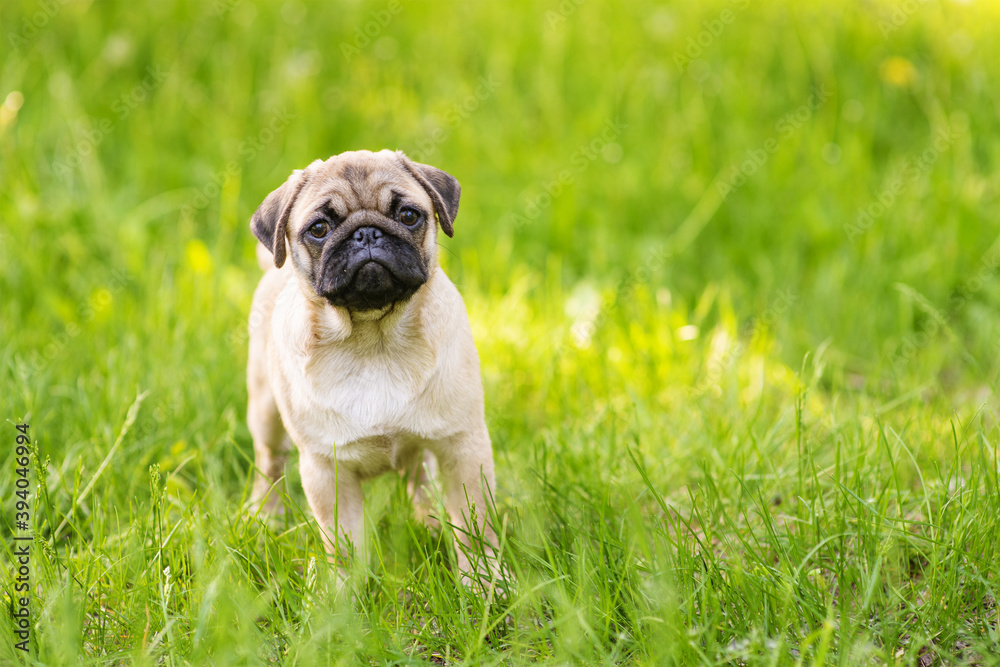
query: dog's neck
302 271 436 356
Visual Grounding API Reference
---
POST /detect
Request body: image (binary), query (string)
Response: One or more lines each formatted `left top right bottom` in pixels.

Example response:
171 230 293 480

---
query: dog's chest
313 348 424 424
279 338 440 454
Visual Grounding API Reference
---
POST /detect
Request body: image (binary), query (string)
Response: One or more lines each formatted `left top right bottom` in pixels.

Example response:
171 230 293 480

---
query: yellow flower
185 239 214 275
879 56 917 87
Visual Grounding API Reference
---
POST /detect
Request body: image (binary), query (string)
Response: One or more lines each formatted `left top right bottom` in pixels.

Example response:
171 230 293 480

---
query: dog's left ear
251 168 310 268
396 152 461 237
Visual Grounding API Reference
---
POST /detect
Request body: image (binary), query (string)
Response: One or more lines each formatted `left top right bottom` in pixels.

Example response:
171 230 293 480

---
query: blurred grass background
1 0 1000 664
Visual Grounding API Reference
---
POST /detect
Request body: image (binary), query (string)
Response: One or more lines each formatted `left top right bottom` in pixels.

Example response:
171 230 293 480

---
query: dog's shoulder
418 268 472 337
251 264 293 323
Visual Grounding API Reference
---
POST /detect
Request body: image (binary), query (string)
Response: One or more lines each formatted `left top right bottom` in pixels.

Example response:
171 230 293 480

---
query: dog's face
251 150 460 312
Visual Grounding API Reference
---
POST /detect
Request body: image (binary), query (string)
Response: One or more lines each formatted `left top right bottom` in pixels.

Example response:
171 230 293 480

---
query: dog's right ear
251 169 309 269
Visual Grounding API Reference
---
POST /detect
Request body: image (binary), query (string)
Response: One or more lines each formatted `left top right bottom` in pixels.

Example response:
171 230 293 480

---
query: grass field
2 0 1000 664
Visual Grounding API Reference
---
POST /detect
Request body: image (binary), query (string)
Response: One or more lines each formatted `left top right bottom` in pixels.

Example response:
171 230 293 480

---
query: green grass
2 0 1000 663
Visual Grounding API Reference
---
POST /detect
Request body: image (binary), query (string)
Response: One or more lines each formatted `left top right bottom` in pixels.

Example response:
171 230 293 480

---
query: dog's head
250 150 460 312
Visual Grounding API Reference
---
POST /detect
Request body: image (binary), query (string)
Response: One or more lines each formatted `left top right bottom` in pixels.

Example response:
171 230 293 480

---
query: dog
245 149 497 582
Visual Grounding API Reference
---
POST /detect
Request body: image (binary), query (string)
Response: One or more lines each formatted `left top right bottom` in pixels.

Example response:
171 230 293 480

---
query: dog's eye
308 221 330 239
397 207 421 227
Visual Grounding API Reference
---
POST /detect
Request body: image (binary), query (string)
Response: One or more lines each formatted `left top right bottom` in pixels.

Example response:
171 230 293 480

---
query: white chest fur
266 272 480 468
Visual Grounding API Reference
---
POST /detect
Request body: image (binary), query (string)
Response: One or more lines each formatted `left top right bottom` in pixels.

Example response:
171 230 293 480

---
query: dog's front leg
247 395 289 514
434 427 499 582
299 450 365 567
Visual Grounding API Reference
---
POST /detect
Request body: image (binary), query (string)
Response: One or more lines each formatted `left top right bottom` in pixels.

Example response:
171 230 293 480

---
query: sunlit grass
2 0 1000 664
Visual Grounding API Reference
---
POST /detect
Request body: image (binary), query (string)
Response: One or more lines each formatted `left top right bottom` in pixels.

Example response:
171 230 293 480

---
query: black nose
353 227 383 245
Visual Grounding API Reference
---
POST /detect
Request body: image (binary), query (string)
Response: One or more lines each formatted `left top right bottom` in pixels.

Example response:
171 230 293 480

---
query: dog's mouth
312 216 429 312
320 254 427 312
336 260 412 308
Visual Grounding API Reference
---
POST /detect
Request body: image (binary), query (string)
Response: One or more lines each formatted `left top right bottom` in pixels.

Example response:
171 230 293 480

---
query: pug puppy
246 150 497 580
